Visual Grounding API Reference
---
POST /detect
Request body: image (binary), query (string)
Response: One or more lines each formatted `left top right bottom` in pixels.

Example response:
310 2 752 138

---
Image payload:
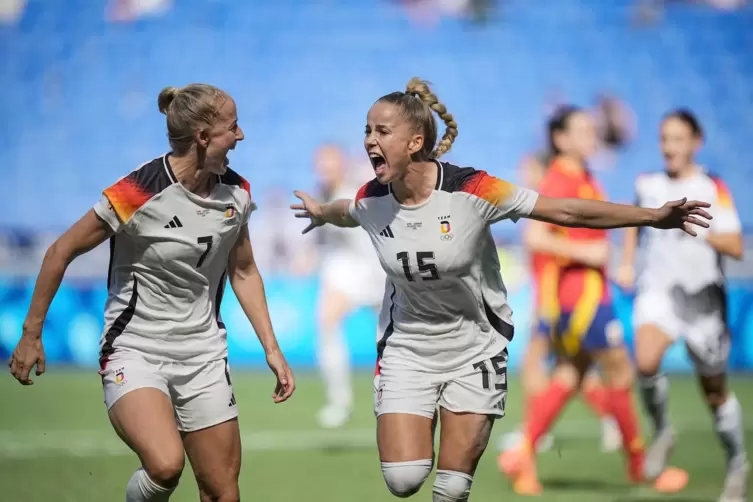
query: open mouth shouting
369 152 387 177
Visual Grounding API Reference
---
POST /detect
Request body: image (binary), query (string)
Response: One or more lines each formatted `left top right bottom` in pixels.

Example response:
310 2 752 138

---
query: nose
236 126 245 142
364 133 377 149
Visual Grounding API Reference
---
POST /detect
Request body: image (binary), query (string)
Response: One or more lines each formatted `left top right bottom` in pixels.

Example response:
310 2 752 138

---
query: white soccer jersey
319 182 377 258
634 169 741 292
349 161 539 373
92 154 255 365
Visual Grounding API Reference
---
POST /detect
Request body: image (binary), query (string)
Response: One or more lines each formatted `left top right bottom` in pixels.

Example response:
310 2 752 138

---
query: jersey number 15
396 251 440 281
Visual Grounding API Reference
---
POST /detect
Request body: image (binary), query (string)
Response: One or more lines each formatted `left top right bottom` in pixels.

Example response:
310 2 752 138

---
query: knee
636 356 660 377
381 459 433 498
144 453 185 487
432 470 473 501
700 375 728 410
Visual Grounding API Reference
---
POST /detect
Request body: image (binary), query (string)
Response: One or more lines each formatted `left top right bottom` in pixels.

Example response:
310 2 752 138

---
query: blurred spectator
395 0 495 26
591 94 637 171
107 0 172 23
635 0 748 24
0 0 25 25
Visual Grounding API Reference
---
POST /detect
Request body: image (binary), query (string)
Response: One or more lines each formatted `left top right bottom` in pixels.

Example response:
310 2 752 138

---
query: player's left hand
266 348 295 403
651 198 712 236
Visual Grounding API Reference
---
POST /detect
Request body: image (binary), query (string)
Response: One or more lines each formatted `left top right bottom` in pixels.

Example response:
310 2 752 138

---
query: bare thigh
377 413 435 462
436 407 494 475
318 286 352 333
595 345 635 389
634 324 673 376
521 334 552 396
182 418 242 502
108 388 185 487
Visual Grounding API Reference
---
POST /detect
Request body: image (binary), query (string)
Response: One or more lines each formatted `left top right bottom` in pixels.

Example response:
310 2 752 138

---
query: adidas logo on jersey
380 225 395 238
164 216 183 228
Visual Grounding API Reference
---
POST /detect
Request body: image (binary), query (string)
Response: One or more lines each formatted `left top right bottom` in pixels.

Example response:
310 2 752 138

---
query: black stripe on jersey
215 270 227 329
483 299 514 342
106 237 116 291
376 283 398 360
163 155 178 184
99 276 139 365
437 162 480 193
127 155 177 194
357 178 390 201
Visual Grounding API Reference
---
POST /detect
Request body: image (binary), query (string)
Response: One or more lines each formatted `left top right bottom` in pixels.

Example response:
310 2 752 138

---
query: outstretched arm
290 191 359 234
528 196 712 235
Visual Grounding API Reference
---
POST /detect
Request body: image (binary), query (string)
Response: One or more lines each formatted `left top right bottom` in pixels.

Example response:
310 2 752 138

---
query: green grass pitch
1 371 752 501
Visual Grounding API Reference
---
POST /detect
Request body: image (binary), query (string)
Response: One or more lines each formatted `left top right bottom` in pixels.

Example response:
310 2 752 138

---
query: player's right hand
291 190 325 234
8 331 46 385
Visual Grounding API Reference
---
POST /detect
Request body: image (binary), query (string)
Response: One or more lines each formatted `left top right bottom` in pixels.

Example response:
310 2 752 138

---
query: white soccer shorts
100 351 238 432
633 285 730 376
320 254 384 307
373 346 508 419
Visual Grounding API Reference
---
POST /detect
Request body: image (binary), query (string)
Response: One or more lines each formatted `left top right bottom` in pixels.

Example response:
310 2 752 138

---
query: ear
195 128 210 149
552 130 566 154
408 133 424 156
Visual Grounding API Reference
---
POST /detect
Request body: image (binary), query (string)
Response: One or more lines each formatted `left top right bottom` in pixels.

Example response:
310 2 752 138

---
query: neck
170 153 215 196
667 163 699 179
392 161 437 206
557 154 585 173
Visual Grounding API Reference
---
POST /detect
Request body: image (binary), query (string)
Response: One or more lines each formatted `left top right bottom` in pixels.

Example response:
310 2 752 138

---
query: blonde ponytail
405 78 458 158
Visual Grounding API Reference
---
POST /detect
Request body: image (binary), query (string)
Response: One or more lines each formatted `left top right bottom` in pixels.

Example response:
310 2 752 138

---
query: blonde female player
291 77 711 501
9 84 295 502
313 144 385 428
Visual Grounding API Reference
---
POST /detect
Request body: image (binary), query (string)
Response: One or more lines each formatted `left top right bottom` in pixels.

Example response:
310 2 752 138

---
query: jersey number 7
197 236 213 267
396 251 440 281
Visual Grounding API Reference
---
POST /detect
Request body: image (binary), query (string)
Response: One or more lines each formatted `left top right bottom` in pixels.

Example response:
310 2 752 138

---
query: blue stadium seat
1 0 751 232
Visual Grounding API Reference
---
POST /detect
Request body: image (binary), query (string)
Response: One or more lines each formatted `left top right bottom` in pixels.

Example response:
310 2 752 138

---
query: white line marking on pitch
0 418 746 458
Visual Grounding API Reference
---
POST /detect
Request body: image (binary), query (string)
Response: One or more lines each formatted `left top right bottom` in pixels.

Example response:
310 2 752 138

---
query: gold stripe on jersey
460 171 515 207
103 177 154 224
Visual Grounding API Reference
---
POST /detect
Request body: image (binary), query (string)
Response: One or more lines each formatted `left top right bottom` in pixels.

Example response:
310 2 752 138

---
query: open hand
290 190 325 234
652 198 712 237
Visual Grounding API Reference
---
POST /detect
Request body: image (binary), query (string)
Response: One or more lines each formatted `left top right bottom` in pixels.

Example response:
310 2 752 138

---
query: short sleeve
710 177 741 234
93 192 124 233
348 198 361 224
459 171 539 224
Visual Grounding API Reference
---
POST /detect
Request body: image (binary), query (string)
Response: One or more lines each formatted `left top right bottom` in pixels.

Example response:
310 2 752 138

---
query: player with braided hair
291 78 711 501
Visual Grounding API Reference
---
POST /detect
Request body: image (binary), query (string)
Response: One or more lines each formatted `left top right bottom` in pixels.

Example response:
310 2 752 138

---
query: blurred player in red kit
499 108 623 455
498 106 688 496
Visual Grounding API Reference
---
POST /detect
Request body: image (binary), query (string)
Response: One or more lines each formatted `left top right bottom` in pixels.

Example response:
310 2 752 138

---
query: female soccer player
618 109 748 502
8 83 295 502
313 144 385 429
291 77 710 501
500 107 622 456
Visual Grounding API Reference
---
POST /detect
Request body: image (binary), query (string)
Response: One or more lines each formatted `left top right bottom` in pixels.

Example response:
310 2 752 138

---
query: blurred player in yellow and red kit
499 106 688 496
499 117 622 455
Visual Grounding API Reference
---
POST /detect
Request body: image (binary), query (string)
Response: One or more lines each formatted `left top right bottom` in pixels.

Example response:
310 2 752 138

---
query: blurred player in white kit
313 144 385 428
618 109 748 502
